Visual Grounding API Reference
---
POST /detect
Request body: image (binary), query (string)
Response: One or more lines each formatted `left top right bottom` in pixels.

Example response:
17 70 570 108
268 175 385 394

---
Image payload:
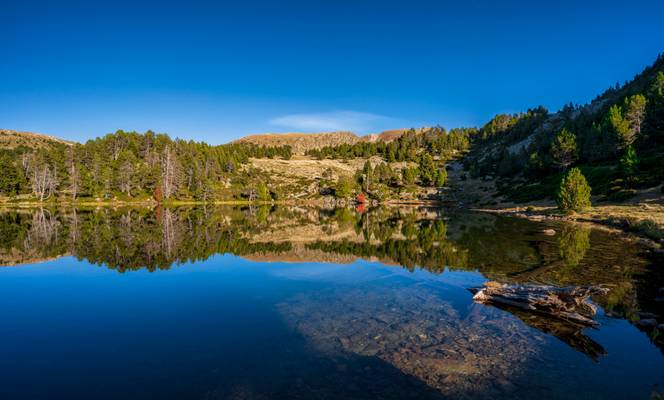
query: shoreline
0 198 446 208
471 204 664 250
2 198 662 249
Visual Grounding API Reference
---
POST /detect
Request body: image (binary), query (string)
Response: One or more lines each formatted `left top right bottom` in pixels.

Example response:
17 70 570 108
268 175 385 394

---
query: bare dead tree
623 94 646 146
161 208 177 258
68 208 80 245
161 145 180 199
118 159 134 196
24 155 58 201
67 148 80 200
110 134 127 161
23 209 60 250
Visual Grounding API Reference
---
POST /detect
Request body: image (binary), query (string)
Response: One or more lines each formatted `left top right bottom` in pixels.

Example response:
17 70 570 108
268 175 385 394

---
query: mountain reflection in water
0 205 663 399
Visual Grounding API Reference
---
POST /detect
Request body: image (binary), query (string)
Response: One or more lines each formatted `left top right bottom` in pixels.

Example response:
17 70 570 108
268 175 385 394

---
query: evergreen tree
0 153 26 196
526 152 543 177
550 128 578 170
434 167 447 187
335 175 356 199
256 182 271 201
418 153 436 186
619 145 639 183
646 71 664 141
623 94 646 145
557 168 592 213
402 167 417 185
607 104 630 149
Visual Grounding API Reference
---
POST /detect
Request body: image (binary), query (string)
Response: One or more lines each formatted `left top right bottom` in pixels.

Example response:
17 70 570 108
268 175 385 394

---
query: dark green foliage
464 54 664 204
557 225 591 267
550 128 578 170
434 167 447 187
0 207 294 272
0 130 292 201
478 107 548 143
620 145 639 178
0 151 27 196
557 168 592 212
256 182 271 201
306 126 475 162
645 71 664 141
2 56 663 205
607 104 630 149
402 167 418 185
418 153 436 186
307 219 466 272
335 175 356 198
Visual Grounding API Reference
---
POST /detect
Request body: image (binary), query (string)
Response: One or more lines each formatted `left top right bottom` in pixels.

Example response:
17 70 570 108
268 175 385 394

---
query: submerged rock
278 283 543 398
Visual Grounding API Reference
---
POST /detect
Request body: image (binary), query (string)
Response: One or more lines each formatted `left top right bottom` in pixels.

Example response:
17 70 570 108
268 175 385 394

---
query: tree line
0 130 292 201
306 126 475 162
463 54 664 208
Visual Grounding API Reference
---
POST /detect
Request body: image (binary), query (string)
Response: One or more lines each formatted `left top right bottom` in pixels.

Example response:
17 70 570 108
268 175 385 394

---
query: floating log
471 281 608 327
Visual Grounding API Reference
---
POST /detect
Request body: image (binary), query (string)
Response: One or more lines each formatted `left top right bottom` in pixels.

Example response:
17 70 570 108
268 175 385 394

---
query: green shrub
630 219 664 240
557 168 592 212
335 176 357 198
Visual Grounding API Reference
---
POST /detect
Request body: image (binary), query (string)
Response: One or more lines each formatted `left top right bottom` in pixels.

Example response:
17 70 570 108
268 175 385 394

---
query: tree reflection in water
0 205 661 360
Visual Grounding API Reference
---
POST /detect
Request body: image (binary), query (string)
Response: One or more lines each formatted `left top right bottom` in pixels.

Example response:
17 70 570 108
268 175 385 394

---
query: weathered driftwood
471 281 608 327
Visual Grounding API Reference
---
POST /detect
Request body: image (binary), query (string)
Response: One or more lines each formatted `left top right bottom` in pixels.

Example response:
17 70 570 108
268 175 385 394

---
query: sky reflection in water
0 206 663 399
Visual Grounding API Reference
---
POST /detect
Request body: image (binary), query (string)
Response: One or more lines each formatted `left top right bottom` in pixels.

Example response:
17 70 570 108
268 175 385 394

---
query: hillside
0 129 73 149
235 131 360 154
234 129 412 154
457 54 664 206
362 128 428 143
0 55 663 216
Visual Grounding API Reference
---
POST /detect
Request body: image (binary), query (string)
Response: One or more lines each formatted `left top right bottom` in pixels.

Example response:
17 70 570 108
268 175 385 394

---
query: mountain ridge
0 129 74 149
0 128 419 154
233 128 422 154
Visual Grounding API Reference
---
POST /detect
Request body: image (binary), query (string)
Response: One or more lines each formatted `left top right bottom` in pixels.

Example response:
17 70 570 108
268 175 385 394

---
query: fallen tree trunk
471 281 608 327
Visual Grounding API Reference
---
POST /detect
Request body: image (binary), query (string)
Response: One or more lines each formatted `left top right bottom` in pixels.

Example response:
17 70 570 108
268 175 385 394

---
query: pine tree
402 167 417 185
418 153 436 186
434 167 447 187
550 128 578 170
622 94 646 145
607 104 630 149
256 182 271 201
646 71 664 141
0 153 26 195
619 145 639 184
335 175 356 199
557 167 592 213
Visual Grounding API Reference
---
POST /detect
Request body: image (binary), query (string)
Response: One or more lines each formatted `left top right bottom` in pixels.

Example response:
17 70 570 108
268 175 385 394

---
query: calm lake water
1 206 663 399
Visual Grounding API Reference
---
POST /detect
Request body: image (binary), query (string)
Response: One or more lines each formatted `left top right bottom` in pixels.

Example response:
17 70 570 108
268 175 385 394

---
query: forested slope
461 54 664 204
1 54 663 205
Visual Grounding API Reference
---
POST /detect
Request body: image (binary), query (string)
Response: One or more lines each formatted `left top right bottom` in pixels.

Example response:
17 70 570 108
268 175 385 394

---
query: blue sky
2 0 663 144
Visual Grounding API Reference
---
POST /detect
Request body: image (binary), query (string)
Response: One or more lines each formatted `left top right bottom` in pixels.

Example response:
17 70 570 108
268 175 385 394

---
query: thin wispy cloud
269 110 404 133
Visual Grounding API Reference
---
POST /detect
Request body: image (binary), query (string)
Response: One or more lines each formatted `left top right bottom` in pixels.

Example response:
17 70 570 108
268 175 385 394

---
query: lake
0 205 663 399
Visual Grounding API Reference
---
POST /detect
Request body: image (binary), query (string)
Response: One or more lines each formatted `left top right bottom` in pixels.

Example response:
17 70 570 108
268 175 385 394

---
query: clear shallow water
0 206 663 399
